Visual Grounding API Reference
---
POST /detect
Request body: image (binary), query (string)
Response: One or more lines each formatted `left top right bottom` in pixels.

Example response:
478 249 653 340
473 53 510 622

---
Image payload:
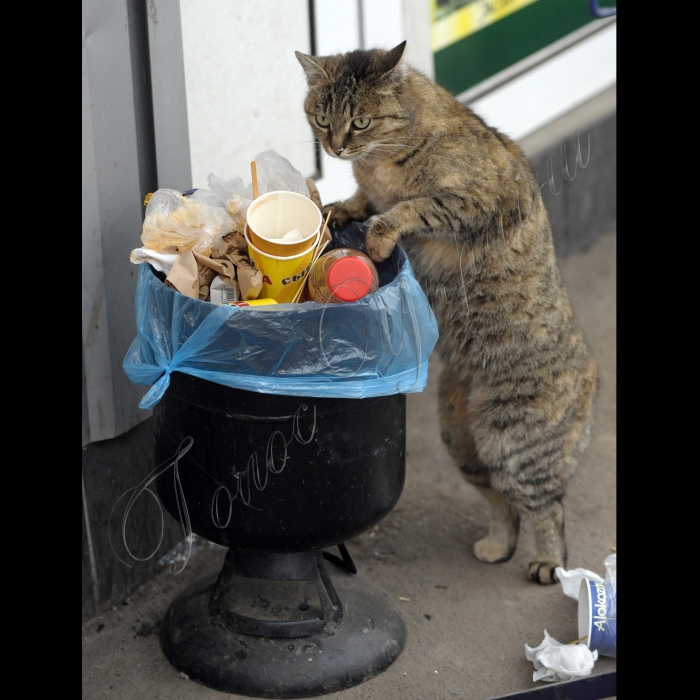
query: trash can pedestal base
160 562 407 698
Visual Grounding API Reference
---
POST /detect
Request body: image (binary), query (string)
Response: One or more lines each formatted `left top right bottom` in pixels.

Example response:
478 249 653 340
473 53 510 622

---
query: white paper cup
246 191 322 257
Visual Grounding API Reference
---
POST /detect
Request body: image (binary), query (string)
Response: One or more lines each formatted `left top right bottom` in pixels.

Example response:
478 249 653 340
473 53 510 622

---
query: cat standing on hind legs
296 41 598 584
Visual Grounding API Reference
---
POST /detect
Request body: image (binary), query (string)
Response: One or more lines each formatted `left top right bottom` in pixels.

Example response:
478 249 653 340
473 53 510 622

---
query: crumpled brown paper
160 177 318 303
165 251 220 300
165 251 201 299
228 254 263 300
211 231 247 259
165 249 262 302
193 251 237 284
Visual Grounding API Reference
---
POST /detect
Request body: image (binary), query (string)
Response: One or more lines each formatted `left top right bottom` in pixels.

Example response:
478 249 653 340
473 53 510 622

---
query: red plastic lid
327 257 373 302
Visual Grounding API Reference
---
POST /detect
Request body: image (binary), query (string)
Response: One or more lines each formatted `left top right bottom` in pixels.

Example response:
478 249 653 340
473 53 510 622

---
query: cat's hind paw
527 560 561 585
474 536 516 564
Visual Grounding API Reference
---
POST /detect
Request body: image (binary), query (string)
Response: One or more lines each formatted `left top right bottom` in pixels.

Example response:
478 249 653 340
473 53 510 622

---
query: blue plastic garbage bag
123 223 439 408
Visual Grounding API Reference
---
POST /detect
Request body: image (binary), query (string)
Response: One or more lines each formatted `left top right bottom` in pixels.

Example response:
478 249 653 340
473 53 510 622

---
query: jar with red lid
306 248 380 303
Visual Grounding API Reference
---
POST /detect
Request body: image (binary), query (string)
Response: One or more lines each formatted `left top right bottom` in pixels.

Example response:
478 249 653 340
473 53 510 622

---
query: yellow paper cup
244 228 319 303
246 191 322 257
245 223 317 258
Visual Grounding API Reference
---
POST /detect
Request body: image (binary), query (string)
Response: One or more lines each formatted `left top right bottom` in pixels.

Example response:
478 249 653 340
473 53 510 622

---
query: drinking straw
251 161 259 199
291 209 332 303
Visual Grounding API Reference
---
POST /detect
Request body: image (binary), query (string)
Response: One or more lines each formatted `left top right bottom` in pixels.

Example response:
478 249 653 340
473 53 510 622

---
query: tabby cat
295 42 597 584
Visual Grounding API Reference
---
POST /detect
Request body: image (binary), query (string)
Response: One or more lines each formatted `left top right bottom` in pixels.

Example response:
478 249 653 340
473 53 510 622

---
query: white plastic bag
555 552 616 601
140 189 231 256
191 150 311 233
603 552 616 589
253 149 309 197
556 567 604 601
138 151 312 259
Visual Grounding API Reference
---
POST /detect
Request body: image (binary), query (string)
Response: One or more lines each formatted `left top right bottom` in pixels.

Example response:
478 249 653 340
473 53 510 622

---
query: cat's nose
331 146 344 155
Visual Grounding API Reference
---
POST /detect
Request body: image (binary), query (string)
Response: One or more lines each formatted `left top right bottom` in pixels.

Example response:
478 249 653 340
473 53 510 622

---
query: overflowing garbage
123 150 439 407
130 150 312 305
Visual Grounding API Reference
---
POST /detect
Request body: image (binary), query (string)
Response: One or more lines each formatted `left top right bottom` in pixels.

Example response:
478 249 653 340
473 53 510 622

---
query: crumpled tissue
524 630 598 682
129 246 179 275
555 553 615 601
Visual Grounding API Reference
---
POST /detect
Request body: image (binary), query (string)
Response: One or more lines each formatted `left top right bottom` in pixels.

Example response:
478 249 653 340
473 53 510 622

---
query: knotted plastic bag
124 223 439 408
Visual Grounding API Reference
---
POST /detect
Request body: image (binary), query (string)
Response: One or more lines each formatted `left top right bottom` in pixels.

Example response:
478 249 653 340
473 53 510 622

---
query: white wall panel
180 0 316 189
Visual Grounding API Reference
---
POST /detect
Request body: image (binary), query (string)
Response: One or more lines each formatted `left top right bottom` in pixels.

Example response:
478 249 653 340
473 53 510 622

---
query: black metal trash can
154 372 408 697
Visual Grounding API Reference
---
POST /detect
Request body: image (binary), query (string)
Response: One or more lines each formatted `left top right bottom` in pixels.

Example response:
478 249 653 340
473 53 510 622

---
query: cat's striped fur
296 43 597 584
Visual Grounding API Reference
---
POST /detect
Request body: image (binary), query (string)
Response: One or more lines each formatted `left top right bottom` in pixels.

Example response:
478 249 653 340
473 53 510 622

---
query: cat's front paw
365 218 399 262
527 560 562 585
322 203 352 231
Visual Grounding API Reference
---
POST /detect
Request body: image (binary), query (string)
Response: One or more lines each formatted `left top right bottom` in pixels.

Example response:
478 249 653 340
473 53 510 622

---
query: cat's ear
376 41 407 89
383 41 406 72
295 52 328 87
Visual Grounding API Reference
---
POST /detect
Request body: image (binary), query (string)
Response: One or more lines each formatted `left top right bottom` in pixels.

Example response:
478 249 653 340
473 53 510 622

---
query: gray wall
83 0 151 446
522 89 617 258
82 418 183 622
82 0 190 448
82 0 191 621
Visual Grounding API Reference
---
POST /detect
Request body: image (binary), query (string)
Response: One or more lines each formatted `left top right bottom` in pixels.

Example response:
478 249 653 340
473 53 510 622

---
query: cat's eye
352 117 370 130
315 114 330 127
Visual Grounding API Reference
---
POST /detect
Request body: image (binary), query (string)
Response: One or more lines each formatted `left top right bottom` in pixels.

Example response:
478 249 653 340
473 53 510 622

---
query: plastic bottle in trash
306 248 380 303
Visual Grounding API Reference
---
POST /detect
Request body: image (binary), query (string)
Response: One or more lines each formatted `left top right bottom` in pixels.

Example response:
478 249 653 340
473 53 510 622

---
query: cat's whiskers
353 153 373 168
370 137 424 146
316 137 425 164
371 139 424 150
353 146 398 163
362 143 416 160
371 136 426 142
370 145 412 153
363 149 401 160
454 237 470 313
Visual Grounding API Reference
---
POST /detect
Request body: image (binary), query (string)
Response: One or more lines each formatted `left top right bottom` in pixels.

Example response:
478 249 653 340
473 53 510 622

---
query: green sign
432 0 616 96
